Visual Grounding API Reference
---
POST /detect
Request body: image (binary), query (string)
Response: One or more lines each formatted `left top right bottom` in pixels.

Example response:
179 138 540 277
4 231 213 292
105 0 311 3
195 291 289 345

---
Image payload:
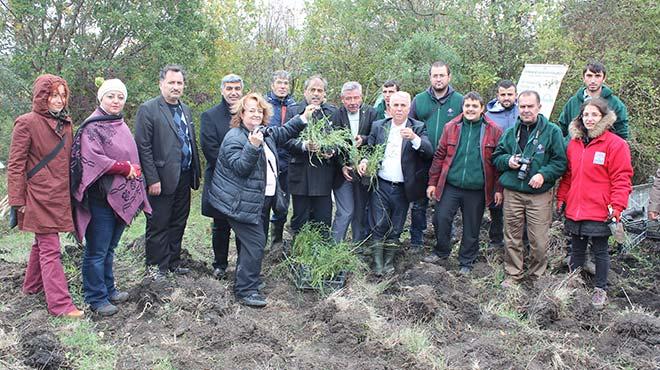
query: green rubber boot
383 245 397 275
373 243 384 276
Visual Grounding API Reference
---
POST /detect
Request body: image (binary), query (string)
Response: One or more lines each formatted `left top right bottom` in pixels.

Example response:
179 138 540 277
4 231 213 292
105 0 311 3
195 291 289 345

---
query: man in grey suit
135 64 201 281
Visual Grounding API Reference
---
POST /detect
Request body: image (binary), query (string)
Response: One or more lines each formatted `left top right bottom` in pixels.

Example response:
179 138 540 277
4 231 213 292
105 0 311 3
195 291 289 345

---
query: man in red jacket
426 92 503 273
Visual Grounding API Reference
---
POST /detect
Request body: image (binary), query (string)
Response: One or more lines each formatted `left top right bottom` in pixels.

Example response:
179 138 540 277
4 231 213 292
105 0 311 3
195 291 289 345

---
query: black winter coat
208 116 306 225
284 101 338 196
200 99 233 218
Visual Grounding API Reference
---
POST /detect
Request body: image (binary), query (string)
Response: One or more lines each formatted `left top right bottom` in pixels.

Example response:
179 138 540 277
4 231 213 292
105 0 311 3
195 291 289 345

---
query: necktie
173 106 191 169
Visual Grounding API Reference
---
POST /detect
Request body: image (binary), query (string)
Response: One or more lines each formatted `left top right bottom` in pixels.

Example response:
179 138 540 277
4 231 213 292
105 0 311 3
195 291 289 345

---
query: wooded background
1 0 657 183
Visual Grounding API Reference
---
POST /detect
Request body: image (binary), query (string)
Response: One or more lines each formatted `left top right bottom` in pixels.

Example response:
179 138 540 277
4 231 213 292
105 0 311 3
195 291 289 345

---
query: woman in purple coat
71 79 151 316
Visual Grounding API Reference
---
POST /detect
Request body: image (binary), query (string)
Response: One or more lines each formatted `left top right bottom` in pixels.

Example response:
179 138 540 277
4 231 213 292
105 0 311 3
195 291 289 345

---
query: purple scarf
72 108 151 240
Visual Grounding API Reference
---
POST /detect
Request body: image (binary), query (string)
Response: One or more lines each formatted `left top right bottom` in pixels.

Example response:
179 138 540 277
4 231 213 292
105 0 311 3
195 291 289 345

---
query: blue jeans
371 178 409 242
82 200 126 309
410 197 430 246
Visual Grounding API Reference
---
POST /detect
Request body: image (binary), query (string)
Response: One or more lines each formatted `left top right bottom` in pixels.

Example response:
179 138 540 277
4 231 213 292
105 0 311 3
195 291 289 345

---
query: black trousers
145 170 192 271
290 194 333 234
229 196 273 298
433 184 485 268
211 216 242 270
570 234 609 290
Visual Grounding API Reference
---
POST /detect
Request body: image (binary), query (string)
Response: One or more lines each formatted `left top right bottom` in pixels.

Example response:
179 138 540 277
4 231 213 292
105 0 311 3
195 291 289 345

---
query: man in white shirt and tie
358 92 433 276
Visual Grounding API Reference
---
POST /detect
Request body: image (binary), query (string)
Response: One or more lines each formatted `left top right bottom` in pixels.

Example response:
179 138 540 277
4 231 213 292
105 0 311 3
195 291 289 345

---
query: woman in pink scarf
71 79 151 316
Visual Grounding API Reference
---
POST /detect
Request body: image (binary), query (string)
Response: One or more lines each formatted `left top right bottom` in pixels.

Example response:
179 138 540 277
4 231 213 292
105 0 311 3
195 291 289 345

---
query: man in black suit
284 75 338 235
200 74 243 279
358 91 432 275
135 64 201 281
330 81 377 243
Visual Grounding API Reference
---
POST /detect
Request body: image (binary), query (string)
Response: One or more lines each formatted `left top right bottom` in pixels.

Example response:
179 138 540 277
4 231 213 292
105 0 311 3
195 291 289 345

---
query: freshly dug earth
0 228 658 369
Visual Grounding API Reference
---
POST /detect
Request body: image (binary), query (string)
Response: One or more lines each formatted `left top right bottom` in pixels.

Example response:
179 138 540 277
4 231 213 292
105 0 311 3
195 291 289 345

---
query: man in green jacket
492 91 567 287
409 61 463 250
557 61 629 140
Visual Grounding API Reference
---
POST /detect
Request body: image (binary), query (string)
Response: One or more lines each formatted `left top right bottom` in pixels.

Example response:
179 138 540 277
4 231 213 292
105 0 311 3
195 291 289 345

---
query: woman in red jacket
7 74 84 318
557 98 633 309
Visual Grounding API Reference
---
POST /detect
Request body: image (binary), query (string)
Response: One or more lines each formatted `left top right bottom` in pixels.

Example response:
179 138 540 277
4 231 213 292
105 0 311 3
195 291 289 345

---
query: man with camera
492 91 566 288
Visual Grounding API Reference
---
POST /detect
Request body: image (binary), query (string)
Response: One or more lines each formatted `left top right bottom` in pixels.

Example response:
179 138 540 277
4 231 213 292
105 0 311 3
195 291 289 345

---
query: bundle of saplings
289 223 364 291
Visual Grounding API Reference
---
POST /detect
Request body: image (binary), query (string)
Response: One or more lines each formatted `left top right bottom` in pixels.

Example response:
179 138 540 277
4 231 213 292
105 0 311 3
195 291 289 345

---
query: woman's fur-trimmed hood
568 110 617 139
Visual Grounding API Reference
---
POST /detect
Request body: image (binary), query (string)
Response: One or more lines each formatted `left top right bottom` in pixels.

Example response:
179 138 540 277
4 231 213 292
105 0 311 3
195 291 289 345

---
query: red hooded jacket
7 74 74 233
557 111 633 222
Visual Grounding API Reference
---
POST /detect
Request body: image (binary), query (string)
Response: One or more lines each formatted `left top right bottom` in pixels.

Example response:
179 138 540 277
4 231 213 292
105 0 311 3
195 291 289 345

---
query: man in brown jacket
7 74 83 318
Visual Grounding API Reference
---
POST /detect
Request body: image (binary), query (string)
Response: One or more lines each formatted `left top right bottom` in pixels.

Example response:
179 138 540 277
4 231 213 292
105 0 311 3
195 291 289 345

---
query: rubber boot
271 222 284 245
373 243 384 276
383 245 396 275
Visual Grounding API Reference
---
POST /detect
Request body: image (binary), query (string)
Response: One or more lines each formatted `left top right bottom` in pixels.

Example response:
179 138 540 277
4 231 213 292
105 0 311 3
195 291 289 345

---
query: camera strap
515 124 541 158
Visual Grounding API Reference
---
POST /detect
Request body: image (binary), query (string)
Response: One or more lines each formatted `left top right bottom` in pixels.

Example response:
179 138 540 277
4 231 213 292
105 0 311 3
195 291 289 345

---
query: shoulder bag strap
27 135 66 180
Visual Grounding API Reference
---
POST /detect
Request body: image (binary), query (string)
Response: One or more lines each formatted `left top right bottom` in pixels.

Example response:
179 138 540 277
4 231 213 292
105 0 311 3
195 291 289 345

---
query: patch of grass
0 231 35 263
53 318 117 370
0 327 22 369
398 326 431 355
152 357 177 370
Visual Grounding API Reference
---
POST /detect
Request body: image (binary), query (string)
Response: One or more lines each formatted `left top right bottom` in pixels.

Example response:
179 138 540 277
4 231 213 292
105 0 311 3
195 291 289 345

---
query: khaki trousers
503 189 553 280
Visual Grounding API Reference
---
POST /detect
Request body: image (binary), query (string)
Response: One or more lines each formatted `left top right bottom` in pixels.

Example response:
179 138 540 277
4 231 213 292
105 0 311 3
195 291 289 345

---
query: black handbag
266 155 289 214
273 185 289 215
8 136 66 229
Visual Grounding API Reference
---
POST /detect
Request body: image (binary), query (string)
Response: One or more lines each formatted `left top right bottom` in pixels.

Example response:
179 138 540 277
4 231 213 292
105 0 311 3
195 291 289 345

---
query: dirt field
0 218 658 369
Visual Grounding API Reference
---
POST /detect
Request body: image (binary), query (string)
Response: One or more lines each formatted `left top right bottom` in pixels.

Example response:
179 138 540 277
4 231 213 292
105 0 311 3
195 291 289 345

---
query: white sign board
517 64 569 118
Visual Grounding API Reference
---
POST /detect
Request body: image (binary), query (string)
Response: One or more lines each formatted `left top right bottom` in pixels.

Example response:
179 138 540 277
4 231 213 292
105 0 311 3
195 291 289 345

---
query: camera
256 126 273 137
517 157 531 180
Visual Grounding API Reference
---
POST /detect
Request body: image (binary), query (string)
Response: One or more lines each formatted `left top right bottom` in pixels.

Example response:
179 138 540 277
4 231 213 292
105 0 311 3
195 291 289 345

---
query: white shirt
348 111 360 138
264 144 277 196
378 121 421 183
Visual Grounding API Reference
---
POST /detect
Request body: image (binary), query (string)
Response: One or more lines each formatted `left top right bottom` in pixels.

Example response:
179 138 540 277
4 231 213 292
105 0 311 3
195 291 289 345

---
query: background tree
1 0 657 182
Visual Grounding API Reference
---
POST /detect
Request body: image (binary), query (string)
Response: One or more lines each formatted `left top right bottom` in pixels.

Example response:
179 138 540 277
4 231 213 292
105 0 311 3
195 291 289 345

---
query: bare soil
0 225 658 369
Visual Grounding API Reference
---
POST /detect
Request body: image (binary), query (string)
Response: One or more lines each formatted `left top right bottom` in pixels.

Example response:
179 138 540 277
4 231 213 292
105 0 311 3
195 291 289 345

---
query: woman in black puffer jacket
209 92 314 307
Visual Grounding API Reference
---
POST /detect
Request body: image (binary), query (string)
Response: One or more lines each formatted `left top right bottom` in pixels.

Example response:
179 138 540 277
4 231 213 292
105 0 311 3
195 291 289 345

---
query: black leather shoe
170 267 190 275
238 293 267 307
212 267 226 280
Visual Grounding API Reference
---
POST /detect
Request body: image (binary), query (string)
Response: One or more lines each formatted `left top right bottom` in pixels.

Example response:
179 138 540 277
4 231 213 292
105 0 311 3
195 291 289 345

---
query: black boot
271 222 284 245
373 243 384 276
383 245 396 275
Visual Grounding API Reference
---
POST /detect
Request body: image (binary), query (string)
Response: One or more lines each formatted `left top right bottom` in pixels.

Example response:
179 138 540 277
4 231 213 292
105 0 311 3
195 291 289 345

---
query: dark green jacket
557 85 629 139
446 118 484 190
375 99 387 121
410 86 463 151
492 114 567 194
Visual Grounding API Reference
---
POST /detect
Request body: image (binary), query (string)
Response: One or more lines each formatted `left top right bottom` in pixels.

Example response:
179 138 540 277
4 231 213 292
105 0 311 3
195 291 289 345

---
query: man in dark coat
330 81 377 243
265 70 297 245
200 74 243 279
284 75 338 235
358 91 433 275
135 64 201 281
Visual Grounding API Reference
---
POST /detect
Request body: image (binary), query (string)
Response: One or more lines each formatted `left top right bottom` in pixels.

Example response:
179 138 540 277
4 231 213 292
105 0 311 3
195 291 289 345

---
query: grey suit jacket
134 95 201 195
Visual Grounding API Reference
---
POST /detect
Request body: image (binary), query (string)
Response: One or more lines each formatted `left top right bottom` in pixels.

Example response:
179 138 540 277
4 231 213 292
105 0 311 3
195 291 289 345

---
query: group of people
7 60 658 315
